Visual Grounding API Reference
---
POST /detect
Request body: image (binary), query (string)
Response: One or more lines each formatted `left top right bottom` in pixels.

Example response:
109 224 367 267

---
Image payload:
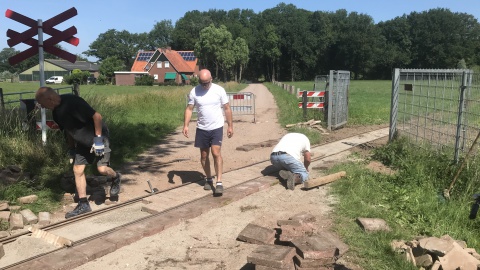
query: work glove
90 136 105 156
68 149 76 164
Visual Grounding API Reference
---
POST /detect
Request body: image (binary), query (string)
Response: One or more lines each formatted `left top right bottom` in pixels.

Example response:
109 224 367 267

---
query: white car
45 76 63 84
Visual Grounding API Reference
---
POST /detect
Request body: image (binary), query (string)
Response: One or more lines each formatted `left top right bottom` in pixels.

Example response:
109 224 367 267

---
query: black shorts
194 127 223 148
73 137 112 167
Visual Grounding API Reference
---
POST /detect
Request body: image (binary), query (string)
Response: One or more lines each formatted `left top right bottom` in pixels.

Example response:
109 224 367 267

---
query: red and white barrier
298 102 324 109
297 91 325 97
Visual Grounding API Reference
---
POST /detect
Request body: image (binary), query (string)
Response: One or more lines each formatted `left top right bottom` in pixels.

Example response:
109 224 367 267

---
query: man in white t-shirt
270 133 311 190
183 69 233 195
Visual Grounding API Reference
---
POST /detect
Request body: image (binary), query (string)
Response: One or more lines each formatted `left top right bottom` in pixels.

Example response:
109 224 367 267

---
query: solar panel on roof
136 52 154 61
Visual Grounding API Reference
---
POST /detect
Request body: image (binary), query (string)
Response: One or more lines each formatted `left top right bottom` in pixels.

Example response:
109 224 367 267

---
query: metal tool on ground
146 179 159 193
444 129 480 200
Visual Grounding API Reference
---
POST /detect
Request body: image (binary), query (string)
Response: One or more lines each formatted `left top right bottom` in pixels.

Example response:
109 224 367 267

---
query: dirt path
116 83 288 201
65 83 387 269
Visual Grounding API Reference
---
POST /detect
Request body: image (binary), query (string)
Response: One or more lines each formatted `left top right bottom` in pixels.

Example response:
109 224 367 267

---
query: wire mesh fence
390 69 480 162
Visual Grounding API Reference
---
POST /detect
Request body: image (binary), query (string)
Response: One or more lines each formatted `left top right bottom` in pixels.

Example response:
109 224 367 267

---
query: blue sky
1 0 479 62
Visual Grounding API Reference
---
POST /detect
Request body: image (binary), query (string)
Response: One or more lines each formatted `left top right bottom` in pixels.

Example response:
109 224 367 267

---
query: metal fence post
73 83 80 96
0 88 4 110
389 69 400 141
302 90 307 120
454 71 468 163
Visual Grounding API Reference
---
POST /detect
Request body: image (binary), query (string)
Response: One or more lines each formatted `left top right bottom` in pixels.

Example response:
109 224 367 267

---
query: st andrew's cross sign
5 7 80 144
5 7 79 65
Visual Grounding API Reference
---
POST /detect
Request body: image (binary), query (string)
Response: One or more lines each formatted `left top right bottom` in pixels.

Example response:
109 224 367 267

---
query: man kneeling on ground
270 133 311 190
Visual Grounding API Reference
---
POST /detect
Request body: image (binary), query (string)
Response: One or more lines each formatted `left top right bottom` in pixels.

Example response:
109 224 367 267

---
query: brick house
115 47 200 86
19 59 99 82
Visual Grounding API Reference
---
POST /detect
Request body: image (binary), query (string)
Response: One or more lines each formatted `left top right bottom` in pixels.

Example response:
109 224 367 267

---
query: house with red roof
115 47 200 86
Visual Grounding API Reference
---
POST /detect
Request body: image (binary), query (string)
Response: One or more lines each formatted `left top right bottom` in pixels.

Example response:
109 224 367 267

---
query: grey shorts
73 137 112 167
194 127 223 149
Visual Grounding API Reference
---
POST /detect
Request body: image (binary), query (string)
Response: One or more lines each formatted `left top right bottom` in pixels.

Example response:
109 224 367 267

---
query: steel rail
0 129 385 269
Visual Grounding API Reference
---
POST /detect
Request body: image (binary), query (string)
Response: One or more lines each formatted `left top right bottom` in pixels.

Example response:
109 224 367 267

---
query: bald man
35 87 121 218
183 69 233 195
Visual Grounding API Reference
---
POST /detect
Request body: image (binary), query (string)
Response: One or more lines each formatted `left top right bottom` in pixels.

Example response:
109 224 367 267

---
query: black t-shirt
52 94 109 148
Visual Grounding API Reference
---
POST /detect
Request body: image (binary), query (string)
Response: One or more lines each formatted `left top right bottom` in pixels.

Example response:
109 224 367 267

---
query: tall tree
146 20 174 50
408 8 480 68
328 10 382 79
195 24 235 81
99 56 126 83
232 37 249 82
172 11 213 50
261 3 315 81
375 15 412 78
84 29 142 69
310 11 335 76
253 23 281 81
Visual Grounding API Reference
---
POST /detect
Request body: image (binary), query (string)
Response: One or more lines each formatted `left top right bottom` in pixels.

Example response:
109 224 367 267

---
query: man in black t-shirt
35 87 121 219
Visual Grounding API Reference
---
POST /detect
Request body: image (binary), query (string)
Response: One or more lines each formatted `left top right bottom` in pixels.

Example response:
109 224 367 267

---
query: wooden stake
303 171 346 189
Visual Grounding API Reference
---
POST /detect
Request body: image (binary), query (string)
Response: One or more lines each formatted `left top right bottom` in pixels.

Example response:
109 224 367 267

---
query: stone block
317 230 349 258
418 237 454 256
17 195 38 204
439 241 480 270
38 212 51 226
290 212 316 223
0 231 9 239
73 238 116 260
293 254 335 267
291 235 338 260
356 217 391 232
20 209 38 225
9 205 21 213
0 202 9 211
0 211 10 222
414 254 433 268
237 223 276 245
277 219 302 226
9 213 23 229
256 261 295 270
279 224 315 242
247 245 296 268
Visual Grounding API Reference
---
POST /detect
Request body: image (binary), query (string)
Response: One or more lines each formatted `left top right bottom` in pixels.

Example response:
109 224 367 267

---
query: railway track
0 128 390 270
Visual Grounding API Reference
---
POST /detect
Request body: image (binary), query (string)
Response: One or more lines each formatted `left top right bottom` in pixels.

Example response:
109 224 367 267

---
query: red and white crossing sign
298 102 324 109
5 7 79 65
297 90 325 97
6 7 79 144
36 121 59 130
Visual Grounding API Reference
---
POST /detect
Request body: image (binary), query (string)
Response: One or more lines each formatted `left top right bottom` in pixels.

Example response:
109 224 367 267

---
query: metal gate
326 70 350 130
389 68 480 162
187 92 256 122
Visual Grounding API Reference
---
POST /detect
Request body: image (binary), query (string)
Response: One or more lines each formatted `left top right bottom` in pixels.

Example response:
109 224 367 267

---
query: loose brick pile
238 212 349 269
392 235 480 269
0 195 52 231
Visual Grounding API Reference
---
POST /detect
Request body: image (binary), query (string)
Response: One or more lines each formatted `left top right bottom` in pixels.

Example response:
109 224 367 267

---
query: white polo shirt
188 83 229 131
272 133 311 161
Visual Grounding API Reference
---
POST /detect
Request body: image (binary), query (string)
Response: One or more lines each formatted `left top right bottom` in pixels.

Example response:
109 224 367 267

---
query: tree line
2 3 480 82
